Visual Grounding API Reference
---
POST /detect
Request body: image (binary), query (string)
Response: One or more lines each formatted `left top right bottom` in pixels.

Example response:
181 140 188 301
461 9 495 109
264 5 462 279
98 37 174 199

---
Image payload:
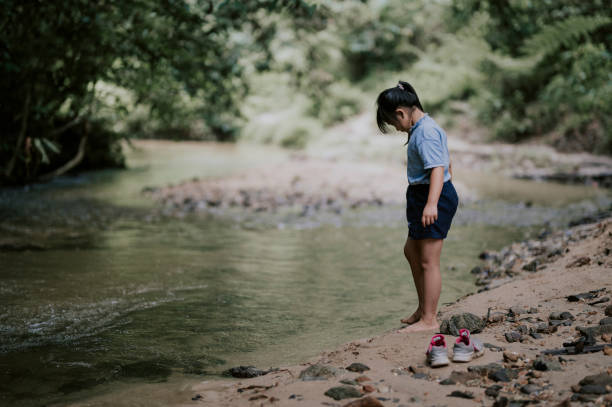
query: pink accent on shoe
427 334 446 354
456 328 471 346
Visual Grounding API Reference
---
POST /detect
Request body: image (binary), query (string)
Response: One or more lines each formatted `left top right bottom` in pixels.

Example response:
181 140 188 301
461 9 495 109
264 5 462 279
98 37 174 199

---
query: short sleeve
416 129 447 170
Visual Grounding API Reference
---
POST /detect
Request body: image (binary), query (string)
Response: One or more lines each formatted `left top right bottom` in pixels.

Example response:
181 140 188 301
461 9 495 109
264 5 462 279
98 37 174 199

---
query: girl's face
392 106 414 133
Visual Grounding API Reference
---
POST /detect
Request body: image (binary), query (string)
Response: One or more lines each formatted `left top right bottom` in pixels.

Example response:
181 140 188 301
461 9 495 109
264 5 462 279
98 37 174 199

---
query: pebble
341 396 384 407
485 384 503 397
484 342 504 352
505 331 522 343
340 379 359 386
447 390 474 399
408 365 427 374
324 385 362 400
503 351 520 362
488 368 518 382
346 363 370 373
224 365 268 378
362 385 375 393
549 311 574 320
299 364 343 380
580 372 612 387
606 305 612 317
600 317 612 325
520 384 541 394
533 356 562 371
355 376 371 383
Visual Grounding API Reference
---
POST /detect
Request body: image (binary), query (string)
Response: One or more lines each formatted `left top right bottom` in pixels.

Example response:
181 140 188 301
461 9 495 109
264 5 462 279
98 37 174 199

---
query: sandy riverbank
180 217 611 406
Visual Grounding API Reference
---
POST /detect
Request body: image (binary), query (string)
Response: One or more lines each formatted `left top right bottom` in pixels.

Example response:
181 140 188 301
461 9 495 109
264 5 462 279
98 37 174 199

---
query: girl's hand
422 203 438 227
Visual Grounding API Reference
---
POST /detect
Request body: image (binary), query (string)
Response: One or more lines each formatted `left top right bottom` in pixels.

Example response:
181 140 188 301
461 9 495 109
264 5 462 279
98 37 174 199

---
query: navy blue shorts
406 180 459 239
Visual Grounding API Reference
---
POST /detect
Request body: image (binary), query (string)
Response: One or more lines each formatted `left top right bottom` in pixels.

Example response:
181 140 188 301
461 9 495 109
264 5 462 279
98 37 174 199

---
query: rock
588 296 610 306
549 319 573 328
577 324 612 337
485 384 503 398
579 384 609 394
520 384 541 395
508 307 526 316
377 385 390 393
412 373 428 380
408 365 427 374
299 364 343 380
522 260 538 272
535 323 557 334
530 332 543 339
517 324 529 334
579 372 612 387
602 333 612 342
439 378 455 385
470 266 483 274
566 256 591 268
444 370 480 385
488 368 518 382
528 307 539 314
342 396 384 407
224 365 268 378
447 390 474 399
487 312 506 323
600 317 612 326
567 290 598 302
355 376 371 383
503 351 520 362
346 363 370 373
324 386 362 400
340 379 359 386
505 331 522 343
362 385 376 393
468 363 504 377
533 356 562 371
606 305 612 317
439 313 485 336
549 311 574 320
484 343 504 352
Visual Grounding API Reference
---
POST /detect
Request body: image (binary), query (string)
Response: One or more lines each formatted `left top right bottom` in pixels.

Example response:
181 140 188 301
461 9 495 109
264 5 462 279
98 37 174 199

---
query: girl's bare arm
422 166 444 227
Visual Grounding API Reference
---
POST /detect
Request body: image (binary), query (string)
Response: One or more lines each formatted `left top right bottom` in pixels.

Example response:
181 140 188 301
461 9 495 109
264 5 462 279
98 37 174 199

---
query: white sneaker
426 334 450 367
452 328 484 362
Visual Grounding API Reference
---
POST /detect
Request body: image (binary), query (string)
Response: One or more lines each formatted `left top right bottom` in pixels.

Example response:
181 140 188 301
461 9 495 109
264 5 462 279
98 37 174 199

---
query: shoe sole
452 349 484 363
428 357 450 367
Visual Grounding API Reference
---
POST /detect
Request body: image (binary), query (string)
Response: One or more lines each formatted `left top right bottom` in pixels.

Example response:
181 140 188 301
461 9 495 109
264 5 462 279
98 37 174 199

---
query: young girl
376 81 459 333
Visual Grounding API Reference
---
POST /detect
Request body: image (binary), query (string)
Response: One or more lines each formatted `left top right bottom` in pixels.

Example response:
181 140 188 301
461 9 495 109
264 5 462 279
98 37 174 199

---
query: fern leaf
521 15 612 57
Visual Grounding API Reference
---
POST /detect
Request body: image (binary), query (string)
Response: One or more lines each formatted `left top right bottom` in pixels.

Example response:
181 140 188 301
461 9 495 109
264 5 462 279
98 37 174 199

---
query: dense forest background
1 0 611 185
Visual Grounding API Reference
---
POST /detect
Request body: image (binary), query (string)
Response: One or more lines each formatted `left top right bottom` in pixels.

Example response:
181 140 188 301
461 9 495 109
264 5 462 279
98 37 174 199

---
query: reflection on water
0 140 610 406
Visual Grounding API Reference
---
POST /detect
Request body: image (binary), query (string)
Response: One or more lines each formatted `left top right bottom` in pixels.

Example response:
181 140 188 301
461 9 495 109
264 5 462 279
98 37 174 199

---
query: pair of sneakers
426 329 484 367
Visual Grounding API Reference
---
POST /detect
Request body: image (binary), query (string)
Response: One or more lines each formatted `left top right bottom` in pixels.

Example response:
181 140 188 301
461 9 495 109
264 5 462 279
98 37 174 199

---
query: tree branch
4 88 31 179
37 133 88 182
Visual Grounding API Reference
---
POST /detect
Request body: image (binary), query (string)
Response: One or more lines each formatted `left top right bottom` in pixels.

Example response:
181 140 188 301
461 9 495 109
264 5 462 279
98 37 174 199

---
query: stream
0 140 610 406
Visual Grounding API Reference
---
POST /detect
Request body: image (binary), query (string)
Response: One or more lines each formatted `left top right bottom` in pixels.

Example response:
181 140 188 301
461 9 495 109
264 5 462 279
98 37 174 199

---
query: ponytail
376 80 424 133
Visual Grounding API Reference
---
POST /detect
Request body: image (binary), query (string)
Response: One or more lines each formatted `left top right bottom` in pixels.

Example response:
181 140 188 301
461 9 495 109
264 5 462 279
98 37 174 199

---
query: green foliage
0 0 317 184
521 15 612 57
450 0 612 152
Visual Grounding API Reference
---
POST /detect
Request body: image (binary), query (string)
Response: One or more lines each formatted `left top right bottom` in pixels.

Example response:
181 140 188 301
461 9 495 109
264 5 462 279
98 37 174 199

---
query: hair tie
397 82 404 90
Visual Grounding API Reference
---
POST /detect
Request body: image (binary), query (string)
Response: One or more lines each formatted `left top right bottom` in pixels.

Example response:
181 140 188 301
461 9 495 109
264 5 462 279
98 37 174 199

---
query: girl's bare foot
400 308 422 325
396 319 439 333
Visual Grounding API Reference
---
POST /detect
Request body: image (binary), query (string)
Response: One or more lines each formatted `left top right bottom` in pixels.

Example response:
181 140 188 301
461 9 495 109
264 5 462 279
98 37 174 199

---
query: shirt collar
409 112 428 134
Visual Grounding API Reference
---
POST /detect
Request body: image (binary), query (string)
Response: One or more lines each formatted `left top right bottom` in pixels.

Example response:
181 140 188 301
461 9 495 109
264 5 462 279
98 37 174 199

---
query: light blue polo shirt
406 113 451 185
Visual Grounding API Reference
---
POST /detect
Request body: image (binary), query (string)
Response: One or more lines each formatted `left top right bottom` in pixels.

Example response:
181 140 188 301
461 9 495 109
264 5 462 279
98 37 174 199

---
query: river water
0 140 609 406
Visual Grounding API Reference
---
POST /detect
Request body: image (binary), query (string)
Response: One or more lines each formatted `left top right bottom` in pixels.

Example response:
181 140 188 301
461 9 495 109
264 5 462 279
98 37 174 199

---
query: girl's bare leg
397 238 443 333
400 237 424 324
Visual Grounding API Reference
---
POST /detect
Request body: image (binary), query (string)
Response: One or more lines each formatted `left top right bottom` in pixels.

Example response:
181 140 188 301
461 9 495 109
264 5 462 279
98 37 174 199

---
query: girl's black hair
376 80 424 134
